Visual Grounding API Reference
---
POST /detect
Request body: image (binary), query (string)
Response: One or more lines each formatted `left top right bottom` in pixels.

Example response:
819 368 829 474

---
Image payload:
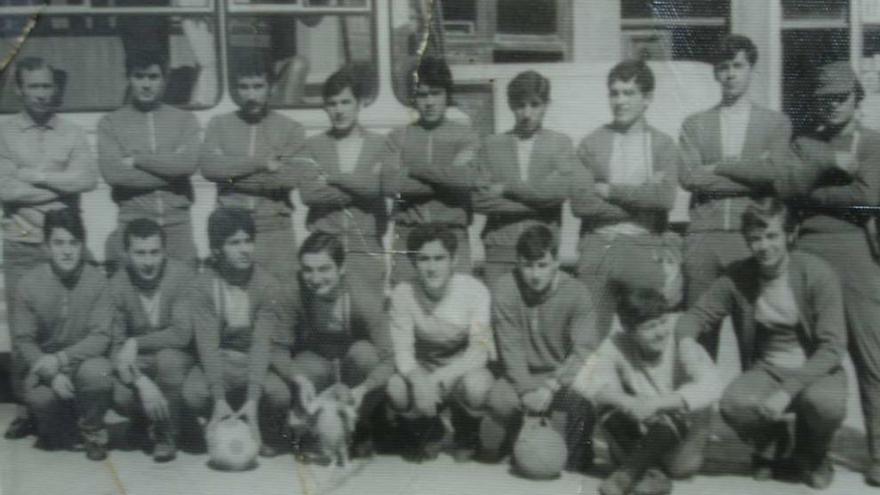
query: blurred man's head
124 218 166 285
299 232 346 298
741 198 797 277
208 208 256 274
411 57 453 126
813 61 864 129
713 35 758 105
15 57 58 121
515 224 559 295
125 51 168 110
43 208 86 276
607 60 654 129
618 287 672 361
408 224 457 296
233 60 274 120
322 68 368 136
508 71 550 139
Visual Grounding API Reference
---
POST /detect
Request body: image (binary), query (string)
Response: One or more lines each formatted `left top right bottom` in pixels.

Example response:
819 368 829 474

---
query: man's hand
32 354 61 381
266 158 284 173
625 398 661 424
292 375 317 412
350 385 366 410
237 399 260 442
115 338 139 383
136 376 169 422
834 151 857 174
408 368 441 418
18 168 47 185
51 373 75 400
121 156 136 169
521 387 554 415
210 399 234 427
594 182 611 199
760 389 792 421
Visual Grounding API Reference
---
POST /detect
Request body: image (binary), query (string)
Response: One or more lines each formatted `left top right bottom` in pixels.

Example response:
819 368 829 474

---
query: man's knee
182 369 210 414
719 387 763 432
154 349 194 388
386 374 410 412
344 341 380 378
262 373 292 410
456 368 494 411
25 386 58 412
75 358 114 392
797 380 847 427
486 379 521 421
290 351 333 390
665 451 705 480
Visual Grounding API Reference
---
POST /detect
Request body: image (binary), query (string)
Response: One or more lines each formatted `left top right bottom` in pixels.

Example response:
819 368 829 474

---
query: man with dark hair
73 218 197 462
181 207 291 458
13 208 113 460
296 67 396 290
479 224 597 472
677 199 847 489
98 50 201 270
473 70 577 282
272 232 394 458
200 60 306 282
385 57 481 284
576 285 719 495
0 56 98 439
386 223 494 461
572 59 681 339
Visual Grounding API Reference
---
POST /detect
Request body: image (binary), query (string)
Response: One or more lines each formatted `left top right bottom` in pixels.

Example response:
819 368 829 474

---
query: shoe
4 417 35 440
351 438 375 459
752 455 774 481
867 461 880 487
84 440 108 461
801 456 833 490
632 468 673 495
259 443 284 458
599 469 637 495
152 438 177 463
451 446 475 463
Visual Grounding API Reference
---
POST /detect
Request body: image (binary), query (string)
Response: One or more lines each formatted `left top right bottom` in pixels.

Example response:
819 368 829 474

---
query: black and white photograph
0 0 878 493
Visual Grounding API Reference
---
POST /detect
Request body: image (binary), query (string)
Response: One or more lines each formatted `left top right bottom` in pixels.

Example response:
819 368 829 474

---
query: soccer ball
513 416 568 480
207 417 259 472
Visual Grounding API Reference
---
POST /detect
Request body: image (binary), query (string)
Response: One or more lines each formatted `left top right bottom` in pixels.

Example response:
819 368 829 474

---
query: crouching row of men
10 199 847 492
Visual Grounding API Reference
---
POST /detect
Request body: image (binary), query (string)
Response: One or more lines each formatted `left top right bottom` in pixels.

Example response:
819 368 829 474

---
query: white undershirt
336 134 365 174
139 291 162 328
719 100 751 159
516 136 535 181
596 127 652 236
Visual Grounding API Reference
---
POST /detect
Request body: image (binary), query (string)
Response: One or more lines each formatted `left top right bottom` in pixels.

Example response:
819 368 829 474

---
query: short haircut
407 223 458 259
123 218 166 250
618 287 669 330
714 34 758 67
322 66 369 101
208 207 256 251
232 58 275 84
14 56 54 88
608 59 655 94
507 70 551 106
43 208 85 244
411 56 453 98
125 50 168 78
741 197 797 235
515 224 557 261
299 232 345 267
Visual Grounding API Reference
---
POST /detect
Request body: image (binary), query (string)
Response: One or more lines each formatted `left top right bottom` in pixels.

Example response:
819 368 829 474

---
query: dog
301 383 358 467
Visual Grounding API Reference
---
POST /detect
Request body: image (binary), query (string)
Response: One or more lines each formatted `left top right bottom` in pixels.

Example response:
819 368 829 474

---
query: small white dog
301 383 358 467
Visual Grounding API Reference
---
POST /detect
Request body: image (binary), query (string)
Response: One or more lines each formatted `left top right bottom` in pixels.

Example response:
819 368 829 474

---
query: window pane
622 0 728 19
782 0 848 21
442 0 476 21
0 14 219 112
227 14 375 107
623 26 725 63
782 29 849 132
496 0 556 35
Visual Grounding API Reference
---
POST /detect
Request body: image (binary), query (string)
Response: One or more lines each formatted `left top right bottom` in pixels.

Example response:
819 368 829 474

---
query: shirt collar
15 111 58 131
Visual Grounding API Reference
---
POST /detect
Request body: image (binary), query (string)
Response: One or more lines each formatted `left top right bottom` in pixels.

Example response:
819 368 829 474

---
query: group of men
0 30 878 494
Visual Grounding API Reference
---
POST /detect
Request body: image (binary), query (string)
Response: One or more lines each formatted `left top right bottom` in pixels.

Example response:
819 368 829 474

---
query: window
0 1 219 113
225 0 375 107
621 0 729 63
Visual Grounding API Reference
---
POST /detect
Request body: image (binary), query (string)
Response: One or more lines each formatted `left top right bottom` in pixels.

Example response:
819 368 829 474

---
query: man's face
817 91 857 127
18 67 57 117
511 97 548 138
609 78 651 128
129 64 166 106
323 87 361 133
413 240 454 293
714 51 754 102
218 230 255 271
631 313 673 359
744 216 792 273
46 227 83 274
414 83 448 124
517 251 558 294
236 75 271 116
126 235 165 282
301 251 344 298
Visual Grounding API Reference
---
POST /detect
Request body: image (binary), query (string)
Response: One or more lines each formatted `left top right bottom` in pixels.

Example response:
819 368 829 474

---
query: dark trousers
113 349 194 439
391 225 471 285
23 357 114 448
720 366 846 466
798 231 880 462
682 231 751 358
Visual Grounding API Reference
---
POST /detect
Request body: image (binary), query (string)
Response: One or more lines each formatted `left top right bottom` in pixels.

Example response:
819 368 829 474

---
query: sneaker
259 443 284 458
867 461 880 487
801 456 833 490
4 417 35 440
351 437 375 459
152 438 177 463
450 446 475 463
632 468 673 495
599 469 637 495
752 455 774 481
84 440 108 461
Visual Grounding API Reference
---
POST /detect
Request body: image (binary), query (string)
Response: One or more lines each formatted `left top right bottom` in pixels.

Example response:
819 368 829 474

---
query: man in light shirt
571 60 681 339
386 224 495 462
677 199 847 490
0 56 98 440
98 51 201 271
678 35 793 359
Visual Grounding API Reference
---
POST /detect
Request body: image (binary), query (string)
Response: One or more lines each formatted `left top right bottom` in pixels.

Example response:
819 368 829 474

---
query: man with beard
14 208 113 460
472 70 577 283
182 208 291 458
678 35 792 359
296 67 396 290
200 60 306 281
386 224 495 461
479 224 597 472
88 218 196 462
572 60 681 339
273 232 394 457
384 57 481 284
0 56 98 439
677 199 847 489
98 50 201 270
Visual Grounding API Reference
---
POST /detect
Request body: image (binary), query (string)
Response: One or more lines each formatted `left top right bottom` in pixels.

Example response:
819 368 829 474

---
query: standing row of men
3 31 880 491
